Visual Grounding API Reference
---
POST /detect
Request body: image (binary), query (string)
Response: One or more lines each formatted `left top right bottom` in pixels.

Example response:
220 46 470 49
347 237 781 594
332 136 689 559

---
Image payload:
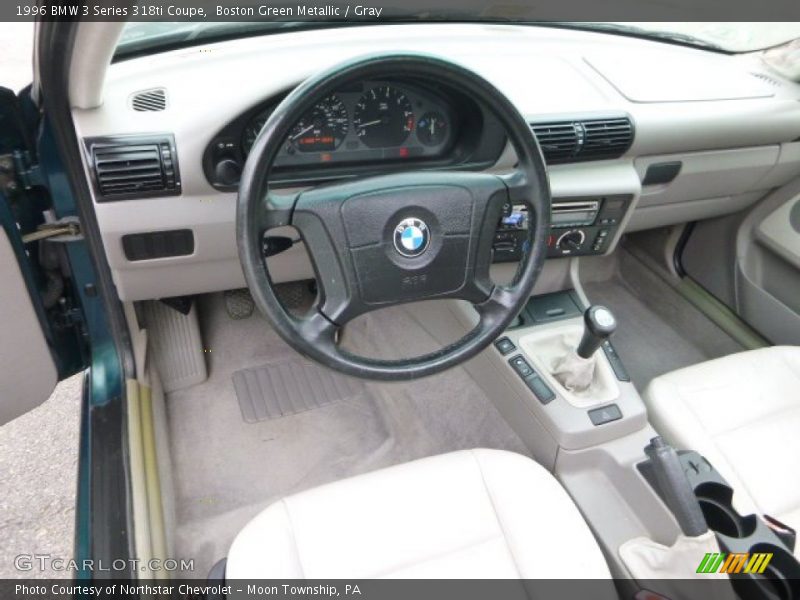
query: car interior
4 20 800 594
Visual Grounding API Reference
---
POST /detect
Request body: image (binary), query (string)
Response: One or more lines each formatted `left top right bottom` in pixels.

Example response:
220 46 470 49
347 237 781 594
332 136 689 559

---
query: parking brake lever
644 436 708 537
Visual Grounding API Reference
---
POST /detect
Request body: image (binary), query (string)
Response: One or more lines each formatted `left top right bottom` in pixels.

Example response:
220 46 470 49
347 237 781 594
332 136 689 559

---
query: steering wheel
237 54 550 380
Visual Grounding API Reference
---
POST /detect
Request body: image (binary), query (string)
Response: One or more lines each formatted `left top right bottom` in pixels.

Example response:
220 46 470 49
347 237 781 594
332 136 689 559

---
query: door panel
737 192 800 344
0 227 58 424
682 182 800 346
0 85 86 423
756 195 800 270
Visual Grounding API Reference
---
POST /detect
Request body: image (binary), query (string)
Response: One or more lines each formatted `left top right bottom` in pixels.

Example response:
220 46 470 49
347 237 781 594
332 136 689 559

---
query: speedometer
353 86 414 148
242 111 270 155
289 95 349 152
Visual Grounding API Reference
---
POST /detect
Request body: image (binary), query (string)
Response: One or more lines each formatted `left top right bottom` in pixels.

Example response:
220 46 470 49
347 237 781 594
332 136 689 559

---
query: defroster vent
131 88 167 111
85 135 181 201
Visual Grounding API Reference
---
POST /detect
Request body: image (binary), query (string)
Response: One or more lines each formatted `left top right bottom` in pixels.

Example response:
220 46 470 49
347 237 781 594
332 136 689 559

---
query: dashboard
203 79 506 189
70 24 800 303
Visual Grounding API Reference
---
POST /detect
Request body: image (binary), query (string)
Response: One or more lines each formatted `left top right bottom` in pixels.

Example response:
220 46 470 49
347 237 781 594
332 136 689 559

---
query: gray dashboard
70 24 800 302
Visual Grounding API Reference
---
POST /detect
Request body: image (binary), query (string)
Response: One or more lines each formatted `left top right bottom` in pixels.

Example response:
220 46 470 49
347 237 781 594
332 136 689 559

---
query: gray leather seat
226 449 611 578
645 346 800 557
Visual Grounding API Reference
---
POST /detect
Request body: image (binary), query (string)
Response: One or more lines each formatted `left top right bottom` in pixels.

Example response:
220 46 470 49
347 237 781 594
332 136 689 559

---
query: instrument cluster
242 81 454 168
204 78 506 190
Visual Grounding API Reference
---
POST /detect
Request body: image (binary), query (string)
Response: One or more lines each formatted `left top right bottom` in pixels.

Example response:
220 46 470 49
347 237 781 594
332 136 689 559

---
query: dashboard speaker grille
530 115 633 164
131 88 167 111
85 134 181 201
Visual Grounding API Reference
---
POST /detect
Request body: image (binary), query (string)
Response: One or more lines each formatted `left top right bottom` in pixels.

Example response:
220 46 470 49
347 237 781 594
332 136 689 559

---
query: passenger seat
644 346 800 557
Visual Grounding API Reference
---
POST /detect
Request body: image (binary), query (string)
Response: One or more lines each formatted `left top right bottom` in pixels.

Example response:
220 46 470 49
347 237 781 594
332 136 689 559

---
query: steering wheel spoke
289 191 358 325
295 309 339 350
499 170 532 204
475 285 517 329
256 189 300 232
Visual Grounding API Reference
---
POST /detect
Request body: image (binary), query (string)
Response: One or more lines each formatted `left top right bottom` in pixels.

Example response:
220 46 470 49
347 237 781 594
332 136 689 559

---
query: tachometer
289 94 349 153
353 86 414 148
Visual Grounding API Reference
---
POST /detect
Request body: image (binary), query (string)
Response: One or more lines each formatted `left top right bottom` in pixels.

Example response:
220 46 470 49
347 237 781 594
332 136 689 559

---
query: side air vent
131 88 167 111
85 135 181 201
530 116 634 164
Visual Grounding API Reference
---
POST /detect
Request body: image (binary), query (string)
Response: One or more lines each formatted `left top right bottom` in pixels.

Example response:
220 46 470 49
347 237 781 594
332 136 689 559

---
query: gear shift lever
576 305 617 358
551 304 617 393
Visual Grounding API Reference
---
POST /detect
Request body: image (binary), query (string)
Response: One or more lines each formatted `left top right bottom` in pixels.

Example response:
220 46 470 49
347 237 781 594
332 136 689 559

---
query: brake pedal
224 288 255 320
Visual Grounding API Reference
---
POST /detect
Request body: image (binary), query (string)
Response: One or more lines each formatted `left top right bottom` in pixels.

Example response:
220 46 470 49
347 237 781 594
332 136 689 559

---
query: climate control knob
556 229 586 252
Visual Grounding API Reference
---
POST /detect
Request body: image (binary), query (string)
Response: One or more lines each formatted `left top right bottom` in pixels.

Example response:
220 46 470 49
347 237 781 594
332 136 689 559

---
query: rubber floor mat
232 360 366 422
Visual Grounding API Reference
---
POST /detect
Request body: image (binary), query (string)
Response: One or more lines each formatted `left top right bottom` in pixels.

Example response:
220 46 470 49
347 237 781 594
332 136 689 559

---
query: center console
490 291 646 450
493 194 633 261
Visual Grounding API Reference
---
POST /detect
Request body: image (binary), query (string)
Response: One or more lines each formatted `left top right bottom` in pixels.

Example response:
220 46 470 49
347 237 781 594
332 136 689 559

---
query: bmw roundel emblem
393 217 430 257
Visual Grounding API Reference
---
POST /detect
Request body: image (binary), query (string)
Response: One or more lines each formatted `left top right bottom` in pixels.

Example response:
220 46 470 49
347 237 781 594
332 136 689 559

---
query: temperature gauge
417 112 447 146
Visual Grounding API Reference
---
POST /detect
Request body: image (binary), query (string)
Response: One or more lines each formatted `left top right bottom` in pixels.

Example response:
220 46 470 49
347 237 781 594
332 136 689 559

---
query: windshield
116 21 800 58
116 22 325 57
587 22 800 52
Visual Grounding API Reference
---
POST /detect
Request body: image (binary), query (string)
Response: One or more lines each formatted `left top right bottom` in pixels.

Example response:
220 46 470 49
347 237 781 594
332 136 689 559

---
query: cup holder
696 482 757 538
697 497 758 538
745 544 800 600
639 450 800 600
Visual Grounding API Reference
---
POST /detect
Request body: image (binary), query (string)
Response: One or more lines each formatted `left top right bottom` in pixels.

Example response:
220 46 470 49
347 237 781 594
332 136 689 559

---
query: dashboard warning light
399 147 409 158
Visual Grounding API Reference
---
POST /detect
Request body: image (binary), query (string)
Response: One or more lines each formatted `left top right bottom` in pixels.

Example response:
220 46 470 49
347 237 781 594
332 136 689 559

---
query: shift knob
576 305 617 358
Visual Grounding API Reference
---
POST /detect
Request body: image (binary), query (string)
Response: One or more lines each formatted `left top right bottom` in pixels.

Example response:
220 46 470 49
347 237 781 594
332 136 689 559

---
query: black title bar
5 0 800 22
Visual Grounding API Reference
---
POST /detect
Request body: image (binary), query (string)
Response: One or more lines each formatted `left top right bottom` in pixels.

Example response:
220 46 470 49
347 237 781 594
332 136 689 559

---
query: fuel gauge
417 112 447 146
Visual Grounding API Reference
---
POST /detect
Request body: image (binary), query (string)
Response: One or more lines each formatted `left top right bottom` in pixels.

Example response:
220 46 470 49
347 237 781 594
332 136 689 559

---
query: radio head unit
551 200 600 228
493 194 632 261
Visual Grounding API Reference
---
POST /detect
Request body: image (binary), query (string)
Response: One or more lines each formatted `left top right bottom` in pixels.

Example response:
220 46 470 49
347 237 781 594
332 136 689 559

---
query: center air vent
85 135 181 201
530 122 579 163
581 118 634 159
131 88 167 111
531 116 634 164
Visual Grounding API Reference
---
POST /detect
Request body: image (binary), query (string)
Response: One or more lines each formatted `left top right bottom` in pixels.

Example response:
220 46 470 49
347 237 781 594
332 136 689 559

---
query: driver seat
226 449 611 578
